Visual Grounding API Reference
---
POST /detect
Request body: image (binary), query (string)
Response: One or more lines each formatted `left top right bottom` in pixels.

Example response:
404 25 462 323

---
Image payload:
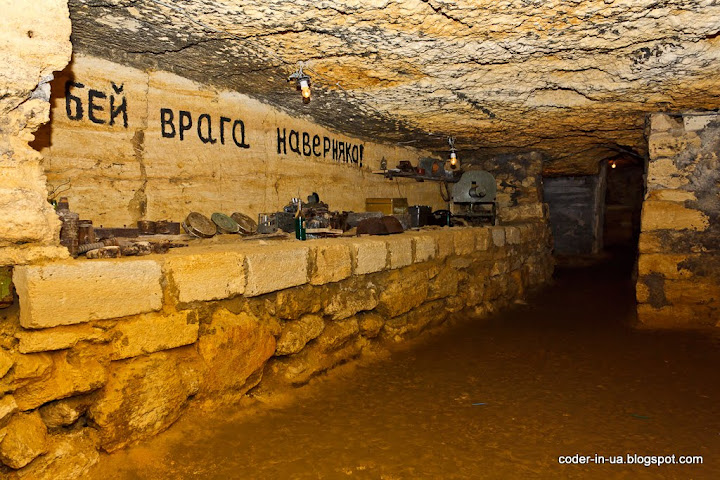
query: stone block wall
0 0 72 266
636 113 720 328
0 224 552 477
471 151 547 223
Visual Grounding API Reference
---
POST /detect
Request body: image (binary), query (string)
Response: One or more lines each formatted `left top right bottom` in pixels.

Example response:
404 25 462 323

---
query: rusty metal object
397 160 414 172
77 220 96 245
381 216 404 234
152 243 170 254
86 246 121 259
155 221 180 235
356 216 404 235
59 212 80 257
346 212 383 228
94 228 139 239
137 220 157 235
102 237 119 247
78 242 105 254
211 213 240 234
151 241 188 254
231 212 257 235
120 241 153 256
183 212 216 238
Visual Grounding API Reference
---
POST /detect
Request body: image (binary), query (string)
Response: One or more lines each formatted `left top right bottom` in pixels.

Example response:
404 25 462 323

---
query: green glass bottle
294 200 306 240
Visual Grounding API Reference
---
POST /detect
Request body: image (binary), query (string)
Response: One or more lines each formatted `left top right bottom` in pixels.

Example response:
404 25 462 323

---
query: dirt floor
89 253 720 479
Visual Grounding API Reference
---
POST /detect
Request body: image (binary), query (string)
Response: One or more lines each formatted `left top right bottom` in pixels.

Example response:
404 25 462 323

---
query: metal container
231 212 257 236
94 227 139 239
451 170 497 203
394 213 411 230
59 212 79 257
78 220 96 245
257 213 277 234
275 212 295 233
155 221 181 235
211 213 240 234
137 220 157 235
408 205 432 228
430 209 452 226
183 212 217 238
56 196 70 211
365 197 409 215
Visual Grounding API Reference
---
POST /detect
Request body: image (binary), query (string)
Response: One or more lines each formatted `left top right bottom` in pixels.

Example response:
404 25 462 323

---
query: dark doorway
543 172 606 258
603 156 645 254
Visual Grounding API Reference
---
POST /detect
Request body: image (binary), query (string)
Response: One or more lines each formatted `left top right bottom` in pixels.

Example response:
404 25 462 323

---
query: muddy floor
89 254 720 479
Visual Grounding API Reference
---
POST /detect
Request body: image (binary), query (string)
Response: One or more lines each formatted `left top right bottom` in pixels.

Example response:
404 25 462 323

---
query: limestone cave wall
34 54 447 227
0 0 72 266
636 113 720 328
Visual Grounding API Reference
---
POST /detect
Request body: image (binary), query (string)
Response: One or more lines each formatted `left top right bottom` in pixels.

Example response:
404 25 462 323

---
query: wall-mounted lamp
448 136 459 169
288 62 311 104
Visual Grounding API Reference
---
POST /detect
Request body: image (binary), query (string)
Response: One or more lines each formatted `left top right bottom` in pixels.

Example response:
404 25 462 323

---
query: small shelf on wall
371 169 461 183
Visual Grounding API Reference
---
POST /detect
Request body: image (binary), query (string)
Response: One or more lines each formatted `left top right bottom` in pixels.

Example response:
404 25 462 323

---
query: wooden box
365 198 409 215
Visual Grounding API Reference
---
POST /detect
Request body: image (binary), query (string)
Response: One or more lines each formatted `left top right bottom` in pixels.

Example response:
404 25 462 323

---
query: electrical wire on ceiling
142 0 455 151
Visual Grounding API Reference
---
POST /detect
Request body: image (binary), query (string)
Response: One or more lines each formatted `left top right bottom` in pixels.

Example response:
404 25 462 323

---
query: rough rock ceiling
68 0 720 174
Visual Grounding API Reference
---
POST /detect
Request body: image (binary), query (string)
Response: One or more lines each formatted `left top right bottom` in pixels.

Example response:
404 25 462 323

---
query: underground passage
0 1 718 478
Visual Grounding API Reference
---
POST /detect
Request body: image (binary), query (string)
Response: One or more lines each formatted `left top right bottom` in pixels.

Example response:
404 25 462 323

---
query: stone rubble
0 412 48 469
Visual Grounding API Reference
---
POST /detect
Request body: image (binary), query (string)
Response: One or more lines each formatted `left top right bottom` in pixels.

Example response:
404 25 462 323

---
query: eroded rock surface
68 0 720 173
197 309 276 399
0 0 71 262
88 349 200 451
0 412 47 469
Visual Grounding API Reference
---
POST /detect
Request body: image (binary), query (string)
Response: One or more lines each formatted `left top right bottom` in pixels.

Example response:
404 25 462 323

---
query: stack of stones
636 113 720 328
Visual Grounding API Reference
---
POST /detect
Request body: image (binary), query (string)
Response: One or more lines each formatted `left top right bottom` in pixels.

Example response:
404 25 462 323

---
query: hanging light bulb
610 160 617 169
288 61 311 104
299 77 311 100
448 136 459 169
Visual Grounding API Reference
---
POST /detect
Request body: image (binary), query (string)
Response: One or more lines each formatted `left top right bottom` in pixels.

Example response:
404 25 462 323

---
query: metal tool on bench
451 170 498 225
